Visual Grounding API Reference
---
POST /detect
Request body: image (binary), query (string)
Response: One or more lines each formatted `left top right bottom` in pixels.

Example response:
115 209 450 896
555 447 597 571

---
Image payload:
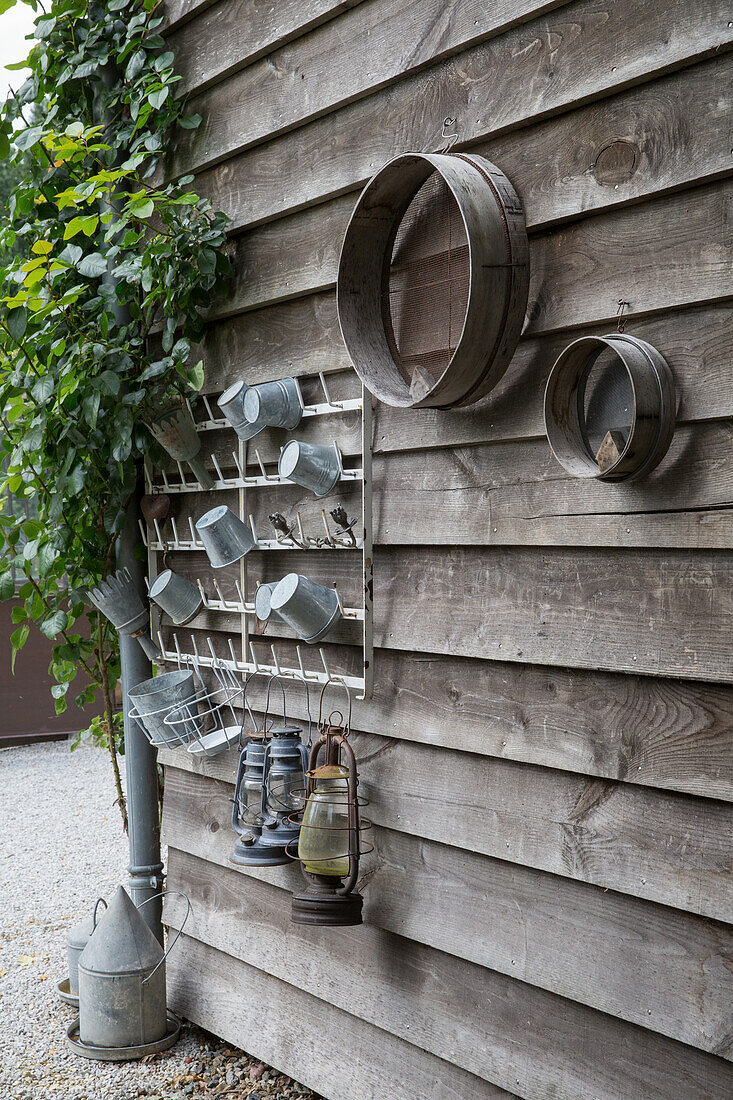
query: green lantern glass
297 765 350 877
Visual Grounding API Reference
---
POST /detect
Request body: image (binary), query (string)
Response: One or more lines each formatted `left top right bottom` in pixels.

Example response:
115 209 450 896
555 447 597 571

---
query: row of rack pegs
193 372 363 433
139 506 362 554
148 440 363 496
157 629 364 693
144 572 363 622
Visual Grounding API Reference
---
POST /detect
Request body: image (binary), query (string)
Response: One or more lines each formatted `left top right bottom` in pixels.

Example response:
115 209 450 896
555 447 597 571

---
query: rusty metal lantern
544 333 675 481
290 683 370 927
337 151 529 409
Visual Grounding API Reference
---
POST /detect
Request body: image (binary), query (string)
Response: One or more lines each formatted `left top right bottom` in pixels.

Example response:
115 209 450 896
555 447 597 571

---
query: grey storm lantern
146 401 214 490
231 726 308 866
231 676 309 867
68 885 188 1061
88 568 160 661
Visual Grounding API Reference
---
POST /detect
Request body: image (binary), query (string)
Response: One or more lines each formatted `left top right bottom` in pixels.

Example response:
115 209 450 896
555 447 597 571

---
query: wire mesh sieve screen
386 169 470 388
581 349 634 456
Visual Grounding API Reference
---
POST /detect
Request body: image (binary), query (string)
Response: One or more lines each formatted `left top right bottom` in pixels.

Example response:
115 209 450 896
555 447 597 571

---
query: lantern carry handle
238 669 265 748
240 668 285 744
92 897 108 929
317 676 351 734
262 673 289 734
137 891 191 984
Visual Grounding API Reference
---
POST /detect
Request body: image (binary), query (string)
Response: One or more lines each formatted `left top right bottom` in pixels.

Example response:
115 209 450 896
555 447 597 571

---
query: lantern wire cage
285 681 373 880
386 168 470 393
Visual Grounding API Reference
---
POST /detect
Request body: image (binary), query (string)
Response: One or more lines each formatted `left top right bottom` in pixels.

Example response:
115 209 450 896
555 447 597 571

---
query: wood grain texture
165 840 730 1091
229 651 733 801
207 177 733 328
172 0 733 175
175 0 570 169
162 794 733 1061
371 544 733 684
190 51 733 234
161 739 732 920
167 933 516 1100
168 0 364 95
169 419 733 550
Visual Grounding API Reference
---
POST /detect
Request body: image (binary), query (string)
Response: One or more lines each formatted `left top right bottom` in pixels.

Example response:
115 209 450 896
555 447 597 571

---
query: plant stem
97 613 127 831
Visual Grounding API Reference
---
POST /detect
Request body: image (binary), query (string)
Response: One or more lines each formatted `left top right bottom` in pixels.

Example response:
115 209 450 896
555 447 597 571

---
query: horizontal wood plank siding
161 781 733 1064
161 2 733 1096
164 849 733 1096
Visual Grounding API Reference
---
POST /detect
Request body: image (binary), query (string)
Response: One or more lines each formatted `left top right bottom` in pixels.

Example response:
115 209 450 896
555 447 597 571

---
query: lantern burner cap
311 764 349 779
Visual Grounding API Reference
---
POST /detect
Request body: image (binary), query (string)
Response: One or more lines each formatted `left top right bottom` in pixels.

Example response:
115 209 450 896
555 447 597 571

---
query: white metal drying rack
146 373 373 699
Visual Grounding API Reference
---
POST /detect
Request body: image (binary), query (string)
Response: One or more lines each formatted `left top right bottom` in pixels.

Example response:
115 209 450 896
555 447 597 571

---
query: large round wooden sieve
543 333 675 482
336 152 529 409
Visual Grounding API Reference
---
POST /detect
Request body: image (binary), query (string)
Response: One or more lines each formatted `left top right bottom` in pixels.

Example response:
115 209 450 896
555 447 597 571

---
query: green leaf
97 370 120 396
125 49 146 81
76 252 107 278
6 307 27 343
132 198 154 219
147 86 169 110
82 390 100 427
185 360 205 391
40 610 68 639
31 375 54 403
10 624 29 671
178 114 201 130
0 572 15 600
51 681 69 699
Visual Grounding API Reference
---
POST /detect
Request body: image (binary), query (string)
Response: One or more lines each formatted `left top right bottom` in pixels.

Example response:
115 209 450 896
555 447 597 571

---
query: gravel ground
0 739 319 1100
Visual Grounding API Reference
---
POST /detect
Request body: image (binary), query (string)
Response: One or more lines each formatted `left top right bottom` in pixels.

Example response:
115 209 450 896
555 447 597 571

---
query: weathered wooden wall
158 2 733 1097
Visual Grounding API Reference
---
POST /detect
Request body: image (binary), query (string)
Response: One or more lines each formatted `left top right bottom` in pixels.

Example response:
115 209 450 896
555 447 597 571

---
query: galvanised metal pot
196 505 256 568
242 377 302 434
149 569 203 626
88 569 160 661
127 669 198 746
270 573 341 643
278 440 341 498
255 580 281 623
146 402 214 490
217 381 260 441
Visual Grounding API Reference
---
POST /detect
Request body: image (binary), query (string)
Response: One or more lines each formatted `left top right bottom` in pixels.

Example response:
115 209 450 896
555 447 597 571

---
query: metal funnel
242 377 302 435
279 440 341 498
196 505 256 568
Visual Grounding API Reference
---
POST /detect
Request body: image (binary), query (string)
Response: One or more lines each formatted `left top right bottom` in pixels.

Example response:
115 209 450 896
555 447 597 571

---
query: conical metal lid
79 886 163 975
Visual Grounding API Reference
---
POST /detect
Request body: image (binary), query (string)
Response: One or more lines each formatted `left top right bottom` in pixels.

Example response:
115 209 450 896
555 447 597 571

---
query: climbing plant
0 0 232 827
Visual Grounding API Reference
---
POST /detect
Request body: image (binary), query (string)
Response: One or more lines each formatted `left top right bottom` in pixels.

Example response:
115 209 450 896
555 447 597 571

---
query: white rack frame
146 374 373 699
